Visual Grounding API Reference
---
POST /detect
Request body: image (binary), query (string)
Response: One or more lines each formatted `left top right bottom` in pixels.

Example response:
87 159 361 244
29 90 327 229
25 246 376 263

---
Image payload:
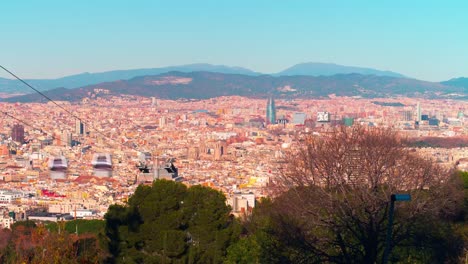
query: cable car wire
1 110 57 141
0 65 139 153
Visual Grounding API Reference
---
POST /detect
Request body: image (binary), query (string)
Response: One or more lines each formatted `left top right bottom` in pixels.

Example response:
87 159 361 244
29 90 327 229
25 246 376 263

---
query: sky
1 0 468 81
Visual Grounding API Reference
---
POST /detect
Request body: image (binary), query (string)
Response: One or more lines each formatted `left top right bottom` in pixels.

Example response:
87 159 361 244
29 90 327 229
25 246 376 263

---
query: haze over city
0 1 467 263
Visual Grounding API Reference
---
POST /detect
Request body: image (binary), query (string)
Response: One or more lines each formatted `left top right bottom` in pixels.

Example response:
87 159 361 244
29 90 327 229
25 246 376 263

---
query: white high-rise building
159 116 167 127
416 102 421 122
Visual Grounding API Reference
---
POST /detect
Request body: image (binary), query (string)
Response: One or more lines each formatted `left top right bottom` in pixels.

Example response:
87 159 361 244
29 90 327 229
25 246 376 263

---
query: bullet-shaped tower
266 97 276 124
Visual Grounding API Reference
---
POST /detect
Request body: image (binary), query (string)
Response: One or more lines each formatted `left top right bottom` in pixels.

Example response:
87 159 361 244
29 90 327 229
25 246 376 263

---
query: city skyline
1 1 467 262
0 91 466 261
2 1 468 81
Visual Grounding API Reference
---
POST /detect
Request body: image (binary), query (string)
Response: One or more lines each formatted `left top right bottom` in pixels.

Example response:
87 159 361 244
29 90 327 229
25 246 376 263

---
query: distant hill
0 62 408 94
276 62 405 78
440 77 468 99
441 77 468 89
0 64 261 93
4 71 464 103
4 87 72 103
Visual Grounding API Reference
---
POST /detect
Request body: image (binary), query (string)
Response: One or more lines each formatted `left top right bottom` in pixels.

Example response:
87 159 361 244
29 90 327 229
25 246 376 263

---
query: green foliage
226 236 260 264
3 171 465 263
242 198 288 264
44 221 58 232
65 219 105 234
11 220 36 229
459 171 468 189
44 219 105 235
391 214 464 263
104 180 239 263
234 188 467 264
455 170 468 261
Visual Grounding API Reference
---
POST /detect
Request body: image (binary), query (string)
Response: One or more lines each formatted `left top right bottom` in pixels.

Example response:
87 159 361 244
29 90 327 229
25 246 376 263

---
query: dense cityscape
2 1 468 263
0 95 466 226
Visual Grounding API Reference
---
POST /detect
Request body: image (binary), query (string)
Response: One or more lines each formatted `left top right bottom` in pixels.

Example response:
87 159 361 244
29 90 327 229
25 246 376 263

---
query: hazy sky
1 0 467 81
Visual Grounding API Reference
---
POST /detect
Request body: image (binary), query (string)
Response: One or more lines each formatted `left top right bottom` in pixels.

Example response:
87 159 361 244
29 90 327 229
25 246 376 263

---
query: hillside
4 71 464 103
276 62 405 78
0 64 260 94
441 77 468 89
0 62 409 94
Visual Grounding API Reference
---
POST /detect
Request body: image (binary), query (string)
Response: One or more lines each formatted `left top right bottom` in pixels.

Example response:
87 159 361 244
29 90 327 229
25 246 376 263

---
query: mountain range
3 71 466 103
0 63 260 94
275 62 404 78
0 62 413 94
0 63 467 101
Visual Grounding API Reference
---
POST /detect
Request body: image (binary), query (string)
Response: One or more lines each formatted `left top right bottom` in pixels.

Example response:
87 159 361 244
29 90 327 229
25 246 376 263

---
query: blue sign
392 194 411 201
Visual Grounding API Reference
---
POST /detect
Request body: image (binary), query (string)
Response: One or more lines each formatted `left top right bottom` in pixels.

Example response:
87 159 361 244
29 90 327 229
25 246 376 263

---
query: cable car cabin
48 156 68 180
136 158 182 184
92 153 112 177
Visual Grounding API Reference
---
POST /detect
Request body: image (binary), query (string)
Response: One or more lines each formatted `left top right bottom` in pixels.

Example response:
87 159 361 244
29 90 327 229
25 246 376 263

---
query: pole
383 196 395 264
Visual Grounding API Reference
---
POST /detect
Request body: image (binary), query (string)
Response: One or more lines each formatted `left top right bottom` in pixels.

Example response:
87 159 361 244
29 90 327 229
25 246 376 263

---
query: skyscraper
11 124 25 143
159 116 167 127
61 130 72 147
266 97 276 124
416 102 421 122
75 119 85 135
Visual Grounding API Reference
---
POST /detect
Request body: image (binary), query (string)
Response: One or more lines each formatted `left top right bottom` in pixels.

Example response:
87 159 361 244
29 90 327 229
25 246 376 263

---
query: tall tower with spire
266 97 276 124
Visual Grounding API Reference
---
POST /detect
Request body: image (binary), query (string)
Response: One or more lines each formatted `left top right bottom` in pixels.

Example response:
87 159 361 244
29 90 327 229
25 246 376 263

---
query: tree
452 170 468 262
239 198 290 264
184 185 241 263
270 126 464 263
104 180 239 263
0 221 103 264
225 236 260 264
